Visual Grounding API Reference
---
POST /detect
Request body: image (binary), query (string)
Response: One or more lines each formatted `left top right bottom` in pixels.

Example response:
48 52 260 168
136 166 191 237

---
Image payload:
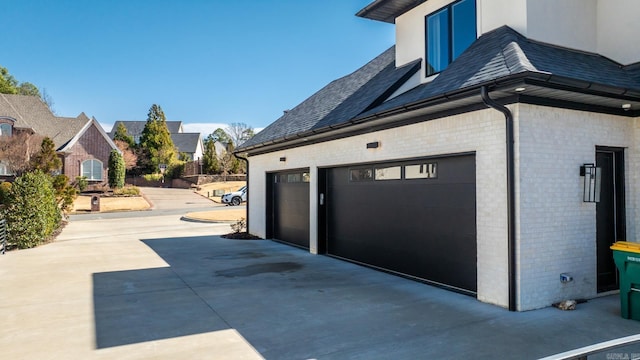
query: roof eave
237 71 640 155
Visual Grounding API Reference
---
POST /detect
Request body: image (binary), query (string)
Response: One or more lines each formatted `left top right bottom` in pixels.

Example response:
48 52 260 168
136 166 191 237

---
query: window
0 123 12 137
426 0 476 76
349 168 373 182
81 159 103 181
405 162 438 179
0 162 12 176
374 166 401 180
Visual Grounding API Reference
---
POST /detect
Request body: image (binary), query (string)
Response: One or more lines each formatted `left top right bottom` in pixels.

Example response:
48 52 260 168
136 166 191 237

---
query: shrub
0 181 11 205
166 161 185 179
3 171 61 249
230 217 246 233
75 176 88 192
143 173 163 182
108 150 125 189
52 174 78 213
113 185 140 196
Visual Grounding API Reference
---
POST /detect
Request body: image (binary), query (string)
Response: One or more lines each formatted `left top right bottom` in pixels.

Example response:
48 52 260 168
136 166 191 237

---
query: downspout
234 153 249 233
481 86 517 312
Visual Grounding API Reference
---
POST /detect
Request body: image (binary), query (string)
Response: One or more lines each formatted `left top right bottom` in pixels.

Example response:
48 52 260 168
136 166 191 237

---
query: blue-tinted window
426 8 449 75
426 0 476 76
452 0 476 59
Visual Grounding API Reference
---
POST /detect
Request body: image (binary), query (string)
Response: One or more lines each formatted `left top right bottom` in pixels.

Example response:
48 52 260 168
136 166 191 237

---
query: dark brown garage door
269 170 310 248
325 154 477 294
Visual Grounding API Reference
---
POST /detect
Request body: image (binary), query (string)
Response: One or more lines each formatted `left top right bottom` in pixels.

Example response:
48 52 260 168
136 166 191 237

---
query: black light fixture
580 163 601 202
279 157 286 162
366 141 379 149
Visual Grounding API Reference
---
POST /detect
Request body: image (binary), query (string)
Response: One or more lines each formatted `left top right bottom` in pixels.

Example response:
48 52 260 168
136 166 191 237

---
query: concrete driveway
1 188 640 359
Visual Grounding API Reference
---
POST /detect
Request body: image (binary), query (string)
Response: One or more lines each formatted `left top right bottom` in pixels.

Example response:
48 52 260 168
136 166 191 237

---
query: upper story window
0 123 12 137
81 159 103 181
426 0 477 76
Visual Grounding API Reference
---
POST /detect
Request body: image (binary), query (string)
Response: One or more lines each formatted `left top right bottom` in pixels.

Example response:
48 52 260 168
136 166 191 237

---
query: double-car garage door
269 154 477 294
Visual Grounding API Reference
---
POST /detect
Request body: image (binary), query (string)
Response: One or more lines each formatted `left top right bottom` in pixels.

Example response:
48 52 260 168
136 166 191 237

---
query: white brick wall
248 108 511 308
516 104 635 310
246 103 639 311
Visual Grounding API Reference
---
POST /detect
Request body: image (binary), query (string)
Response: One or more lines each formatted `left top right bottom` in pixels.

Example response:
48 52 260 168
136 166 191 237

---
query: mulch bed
221 231 262 240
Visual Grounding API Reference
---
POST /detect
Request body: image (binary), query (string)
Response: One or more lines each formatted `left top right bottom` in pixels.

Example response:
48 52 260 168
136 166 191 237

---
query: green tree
108 150 125 189
29 137 62 174
113 122 135 147
2 171 61 249
138 104 176 173
210 128 231 145
17 82 41 97
202 134 220 174
51 174 78 214
0 66 18 94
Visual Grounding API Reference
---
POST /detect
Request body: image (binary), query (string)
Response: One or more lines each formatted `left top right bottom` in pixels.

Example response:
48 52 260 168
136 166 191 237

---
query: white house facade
237 0 640 311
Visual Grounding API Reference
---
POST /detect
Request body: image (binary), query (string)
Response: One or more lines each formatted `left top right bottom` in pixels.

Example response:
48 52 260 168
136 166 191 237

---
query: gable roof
110 120 183 139
171 133 202 154
239 46 421 150
239 26 640 154
0 94 115 151
58 116 120 154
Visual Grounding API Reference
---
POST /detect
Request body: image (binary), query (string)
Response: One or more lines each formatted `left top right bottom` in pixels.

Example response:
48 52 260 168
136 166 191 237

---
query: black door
269 170 310 249
596 148 625 292
325 154 477 294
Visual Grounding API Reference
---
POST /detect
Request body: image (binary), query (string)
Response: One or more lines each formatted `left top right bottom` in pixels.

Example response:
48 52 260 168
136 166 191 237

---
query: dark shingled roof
110 120 183 139
238 46 421 150
171 133 201 154
359 26 640 118
240 26 640 153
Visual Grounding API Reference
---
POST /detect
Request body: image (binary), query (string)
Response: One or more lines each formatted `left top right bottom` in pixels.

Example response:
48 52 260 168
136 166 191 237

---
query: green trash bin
610 241 640 320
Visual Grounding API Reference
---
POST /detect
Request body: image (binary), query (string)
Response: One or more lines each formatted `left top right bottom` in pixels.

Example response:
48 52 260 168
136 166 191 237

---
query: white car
221 186 247 206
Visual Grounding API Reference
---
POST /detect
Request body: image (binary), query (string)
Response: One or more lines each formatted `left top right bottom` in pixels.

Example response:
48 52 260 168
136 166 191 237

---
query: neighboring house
110 120 203 161
236 0 640 311
0 94 119 182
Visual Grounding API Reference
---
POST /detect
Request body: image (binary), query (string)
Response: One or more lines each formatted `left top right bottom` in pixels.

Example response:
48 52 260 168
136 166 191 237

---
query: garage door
325 154 476 294
270 170 310 248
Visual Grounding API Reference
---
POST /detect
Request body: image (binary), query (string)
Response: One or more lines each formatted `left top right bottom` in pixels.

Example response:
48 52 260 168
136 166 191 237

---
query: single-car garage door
325 154 476 294
268 170 310 248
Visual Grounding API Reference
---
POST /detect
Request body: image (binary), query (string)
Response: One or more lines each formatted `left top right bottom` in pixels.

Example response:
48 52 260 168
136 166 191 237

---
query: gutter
233 153 250 233
481 86 517 312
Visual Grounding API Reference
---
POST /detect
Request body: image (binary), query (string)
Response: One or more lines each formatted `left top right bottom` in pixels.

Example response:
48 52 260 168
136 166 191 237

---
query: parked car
221 186 247 206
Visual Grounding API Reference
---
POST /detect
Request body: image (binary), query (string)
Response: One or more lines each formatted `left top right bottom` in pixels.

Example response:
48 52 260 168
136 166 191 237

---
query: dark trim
363 60 423 113
234 153 249 233
518 94 640 117
425 0 477 77
481 86 517 312
246 102 488 156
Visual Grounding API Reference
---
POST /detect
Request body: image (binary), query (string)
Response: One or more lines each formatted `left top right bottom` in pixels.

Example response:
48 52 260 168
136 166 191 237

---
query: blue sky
1 0 394 135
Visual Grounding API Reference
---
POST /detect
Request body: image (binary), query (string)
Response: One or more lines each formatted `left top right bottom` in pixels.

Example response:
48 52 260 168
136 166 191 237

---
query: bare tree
0 131 44 176
226 122 254 147
113 139 137 171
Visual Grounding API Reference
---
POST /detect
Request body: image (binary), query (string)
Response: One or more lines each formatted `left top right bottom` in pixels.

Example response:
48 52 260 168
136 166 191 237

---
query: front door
596 148 625 292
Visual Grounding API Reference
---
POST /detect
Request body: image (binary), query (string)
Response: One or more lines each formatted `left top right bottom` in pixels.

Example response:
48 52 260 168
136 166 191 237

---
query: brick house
0 94 119 183
236 0 640 311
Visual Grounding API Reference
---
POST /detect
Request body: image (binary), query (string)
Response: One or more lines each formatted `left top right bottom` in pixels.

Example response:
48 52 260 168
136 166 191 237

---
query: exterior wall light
366 141 380 149
580 163 601 202
514 87 526 92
